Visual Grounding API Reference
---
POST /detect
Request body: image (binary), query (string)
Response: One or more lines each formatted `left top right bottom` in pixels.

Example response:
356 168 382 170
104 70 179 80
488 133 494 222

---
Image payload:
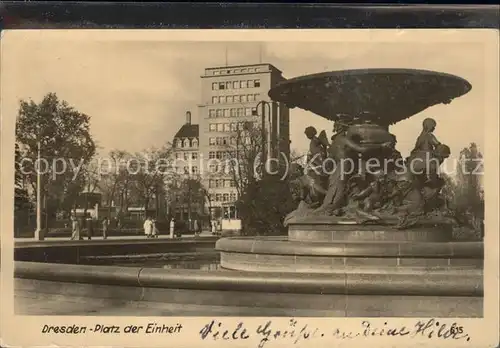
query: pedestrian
197 219 202 236
102 217 109 240
193 219 199 237
143 217 152 238
211 221 216 235
86 214 94 240
70 214 81 240
169 218 175 239
151 218 159 238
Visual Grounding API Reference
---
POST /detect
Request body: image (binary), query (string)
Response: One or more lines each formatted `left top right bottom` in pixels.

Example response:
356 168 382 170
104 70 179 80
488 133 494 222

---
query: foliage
14 143 32 212
442 143 484 239
15 93 96 218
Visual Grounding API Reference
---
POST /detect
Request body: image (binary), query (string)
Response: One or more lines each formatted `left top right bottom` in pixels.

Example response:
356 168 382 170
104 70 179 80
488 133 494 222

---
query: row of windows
208 179 236 188
211 67 261 76
175 152 198 160
173 166 199 175
208 151 236 160
212 94 260 105
209 121 258 132
209 107 257 118
212 79 261 91
175 138 198 148
209 136 252 146
212 192 238 202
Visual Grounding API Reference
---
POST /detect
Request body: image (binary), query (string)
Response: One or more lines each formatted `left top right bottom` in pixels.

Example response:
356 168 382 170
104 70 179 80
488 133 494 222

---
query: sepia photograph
1 29 498 347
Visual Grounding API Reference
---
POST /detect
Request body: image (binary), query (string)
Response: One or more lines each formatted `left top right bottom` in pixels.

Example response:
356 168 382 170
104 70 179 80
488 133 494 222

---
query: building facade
197 63 290 220
170 111 204 221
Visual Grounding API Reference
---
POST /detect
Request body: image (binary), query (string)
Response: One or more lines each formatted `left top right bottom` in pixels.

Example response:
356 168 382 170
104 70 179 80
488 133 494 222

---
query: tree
454 143 484 235
129 144 174 215
14 142 32 212
15 93 96 224
222 121 295 235
169 176 208 221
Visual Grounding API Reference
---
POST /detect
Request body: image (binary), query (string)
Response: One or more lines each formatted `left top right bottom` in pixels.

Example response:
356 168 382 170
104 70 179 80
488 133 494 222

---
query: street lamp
34 139 44 240
255 100 274 175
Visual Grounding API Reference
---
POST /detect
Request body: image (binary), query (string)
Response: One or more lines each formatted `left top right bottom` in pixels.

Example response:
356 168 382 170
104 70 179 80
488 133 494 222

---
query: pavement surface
14 231 216 244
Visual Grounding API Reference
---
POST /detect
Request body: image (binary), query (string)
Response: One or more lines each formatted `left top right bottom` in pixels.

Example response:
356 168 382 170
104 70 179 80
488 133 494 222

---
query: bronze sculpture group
286 116 452 229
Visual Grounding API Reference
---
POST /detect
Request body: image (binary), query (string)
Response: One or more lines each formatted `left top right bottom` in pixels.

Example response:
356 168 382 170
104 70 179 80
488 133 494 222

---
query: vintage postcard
1 29 498 348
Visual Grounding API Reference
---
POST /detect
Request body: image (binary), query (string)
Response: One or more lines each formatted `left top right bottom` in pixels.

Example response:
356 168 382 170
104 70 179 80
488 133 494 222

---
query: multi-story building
197 63 290 220
170 111 204 221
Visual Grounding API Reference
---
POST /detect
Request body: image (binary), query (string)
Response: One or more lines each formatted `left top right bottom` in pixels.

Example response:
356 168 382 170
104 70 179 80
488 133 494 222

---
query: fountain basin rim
15 261 483 297
216 237 484 258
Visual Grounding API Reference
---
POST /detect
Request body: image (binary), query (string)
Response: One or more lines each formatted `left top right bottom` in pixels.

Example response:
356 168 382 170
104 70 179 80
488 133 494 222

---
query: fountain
215 69 483 316
14 69 483 317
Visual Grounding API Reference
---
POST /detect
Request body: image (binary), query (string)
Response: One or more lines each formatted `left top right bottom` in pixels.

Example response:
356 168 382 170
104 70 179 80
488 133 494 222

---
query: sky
1 30 488 165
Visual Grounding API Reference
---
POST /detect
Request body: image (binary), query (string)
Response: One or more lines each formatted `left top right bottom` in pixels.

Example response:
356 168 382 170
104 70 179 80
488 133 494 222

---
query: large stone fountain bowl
268 68 472 125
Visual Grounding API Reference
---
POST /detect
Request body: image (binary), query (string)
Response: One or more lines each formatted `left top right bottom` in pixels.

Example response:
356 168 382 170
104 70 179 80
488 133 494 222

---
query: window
230 108 237 117
209 151 215 159
209 124 217 132
223 123 231 132
216 124 224 132
192 139 198 147
209 137 216 145
183 139 189 147
222 137 229 145
216 109 223 118
216 137 222 146
225 96 231 103
247 94 254 101
216 151 223 160
183 166 189 174
233 81 239 89
237 108 245 117
214 70 220 75
230 137 236 145
212 96 218 104
230 193 237 201
254 79 261 87
216 180 224 188
247 80 255 88
239 81 246 89
175 153 180 159
234 95 241 103
225 82 232 90
254 94 260 100
209 109 215 118
209 180 215 188
192 152 198 160
184 152 189 160
252 107 258 116
192 166 198 174
177 139 182 148
224 180 232 188
241 68 248 73
241 94 247 102
245 107 253 116
212 82 219 90
215 194 222 202
218 96 224 104
209 165 217 173
223 193 229 202
223 109 230 118
219 82 225 90
230 123 237 131
234 69 240 73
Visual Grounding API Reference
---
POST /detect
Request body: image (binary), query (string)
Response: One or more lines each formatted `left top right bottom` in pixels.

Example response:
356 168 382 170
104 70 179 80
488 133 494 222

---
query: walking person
169 218 175 239
143 217 152 238
86 214 94 240
102 217 109 240
70 214 81 240
151 218 159 238
193 219 201 237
